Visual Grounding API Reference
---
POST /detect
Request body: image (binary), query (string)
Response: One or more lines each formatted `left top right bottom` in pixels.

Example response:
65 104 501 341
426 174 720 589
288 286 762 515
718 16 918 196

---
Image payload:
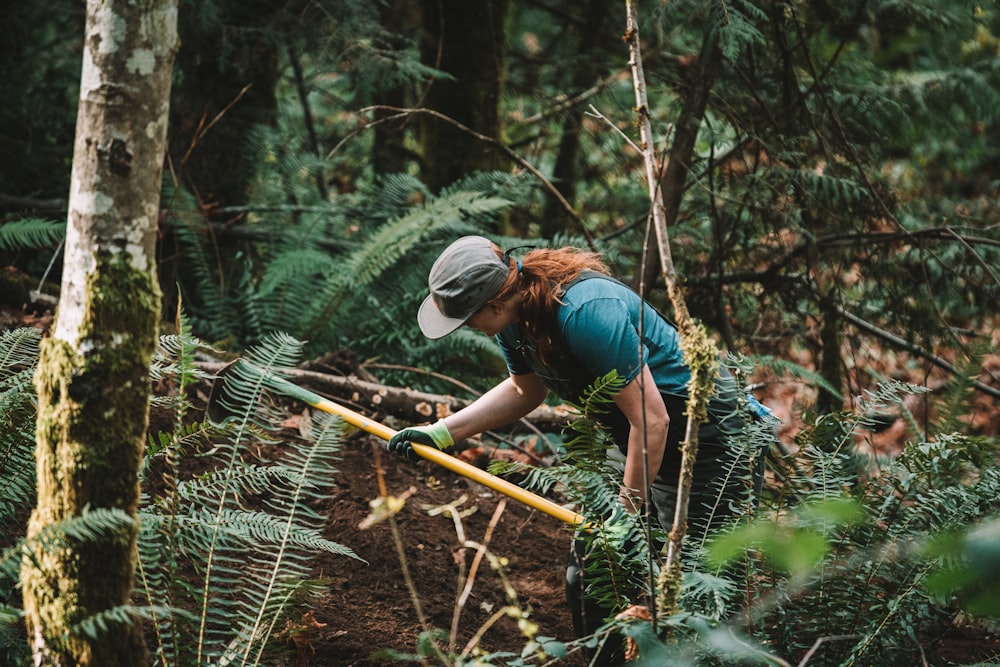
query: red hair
485 244 609 362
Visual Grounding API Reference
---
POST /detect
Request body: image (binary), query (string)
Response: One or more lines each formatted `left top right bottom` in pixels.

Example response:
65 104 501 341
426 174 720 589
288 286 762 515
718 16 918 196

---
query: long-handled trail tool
207 360 583 527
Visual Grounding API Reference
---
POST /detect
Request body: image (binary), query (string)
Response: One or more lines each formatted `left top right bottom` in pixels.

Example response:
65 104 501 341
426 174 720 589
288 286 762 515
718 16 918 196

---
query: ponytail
487 246 608 362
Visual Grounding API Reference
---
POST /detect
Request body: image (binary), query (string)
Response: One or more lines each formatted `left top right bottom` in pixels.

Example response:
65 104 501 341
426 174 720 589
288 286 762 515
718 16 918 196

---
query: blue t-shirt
496 275 692 400
495 273 774 464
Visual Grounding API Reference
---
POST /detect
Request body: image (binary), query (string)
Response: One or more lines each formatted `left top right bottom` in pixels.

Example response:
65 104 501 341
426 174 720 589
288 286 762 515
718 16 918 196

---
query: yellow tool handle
311 394 583 526
242 364 582 526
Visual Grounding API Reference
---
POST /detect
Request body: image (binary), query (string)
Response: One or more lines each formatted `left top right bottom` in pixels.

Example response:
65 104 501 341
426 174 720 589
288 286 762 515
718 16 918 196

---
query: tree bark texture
20 0 177 664
372 0 423 176
417 0 510 193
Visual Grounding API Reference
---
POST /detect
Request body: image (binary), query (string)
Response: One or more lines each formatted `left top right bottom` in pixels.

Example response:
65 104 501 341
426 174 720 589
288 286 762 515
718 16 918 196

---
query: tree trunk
20 0 176 664
540 0 615 238
417 0 510 193
372 0 423 177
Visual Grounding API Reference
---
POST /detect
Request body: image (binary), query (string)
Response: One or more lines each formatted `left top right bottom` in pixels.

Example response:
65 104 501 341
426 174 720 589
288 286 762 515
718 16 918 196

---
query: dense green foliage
1 0 998 664
0 327 360 666
478 363 1000 666
5 0 997 401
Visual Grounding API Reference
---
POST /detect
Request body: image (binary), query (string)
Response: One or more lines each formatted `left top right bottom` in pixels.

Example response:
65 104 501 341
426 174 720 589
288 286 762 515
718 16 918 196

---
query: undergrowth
1 327 998 666
0 325 361 666
494 360 1000 666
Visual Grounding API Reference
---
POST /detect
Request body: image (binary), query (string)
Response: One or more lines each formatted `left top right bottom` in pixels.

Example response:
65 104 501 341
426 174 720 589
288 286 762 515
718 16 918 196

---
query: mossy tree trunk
20 0 177 664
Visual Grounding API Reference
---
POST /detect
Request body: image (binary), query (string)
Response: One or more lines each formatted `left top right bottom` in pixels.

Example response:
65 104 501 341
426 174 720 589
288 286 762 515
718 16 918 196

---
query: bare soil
295 428 587 666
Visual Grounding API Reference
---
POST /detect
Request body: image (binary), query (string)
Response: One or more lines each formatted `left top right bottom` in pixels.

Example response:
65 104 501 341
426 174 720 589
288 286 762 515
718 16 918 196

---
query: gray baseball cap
417 236 510 339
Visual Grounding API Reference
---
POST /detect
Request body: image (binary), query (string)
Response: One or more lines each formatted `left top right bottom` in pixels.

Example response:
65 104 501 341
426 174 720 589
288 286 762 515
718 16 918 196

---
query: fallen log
194 360 576 434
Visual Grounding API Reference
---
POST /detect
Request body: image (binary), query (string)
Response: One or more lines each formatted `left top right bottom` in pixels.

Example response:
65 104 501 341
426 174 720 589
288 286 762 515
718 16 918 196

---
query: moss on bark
22 255 159 665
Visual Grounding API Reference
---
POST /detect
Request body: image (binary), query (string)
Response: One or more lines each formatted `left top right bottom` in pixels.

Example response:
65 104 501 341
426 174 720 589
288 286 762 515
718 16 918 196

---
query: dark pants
565 405 767 666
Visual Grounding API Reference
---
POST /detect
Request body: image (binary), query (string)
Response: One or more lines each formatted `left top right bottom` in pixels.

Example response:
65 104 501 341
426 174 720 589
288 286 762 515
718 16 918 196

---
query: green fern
168 149 525 359
492 370 660 620
750 354 844 404
162 185 244 345
560 370 626 473
708 378 1000 666
138 329 363 665
3 507 136 579
0 218 64 251
0 507 140 666
296 188 513 346
713 0 767 62
933 340 995 436
72 604 183 642
0 328 39 666
0 329 41 533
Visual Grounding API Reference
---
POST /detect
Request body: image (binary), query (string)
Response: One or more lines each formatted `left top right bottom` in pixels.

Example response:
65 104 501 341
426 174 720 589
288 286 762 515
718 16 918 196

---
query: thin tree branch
584 104 644 155
0 194 66 214
286 40 329 201
796 635 862 667
836 307 1000 400
359 105 596 250
626 0 723 619
179 83 253 170
520 68 626 125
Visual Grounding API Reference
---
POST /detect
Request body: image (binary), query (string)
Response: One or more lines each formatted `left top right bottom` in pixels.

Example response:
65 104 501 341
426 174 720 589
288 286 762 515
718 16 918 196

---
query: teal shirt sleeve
496 326 532 375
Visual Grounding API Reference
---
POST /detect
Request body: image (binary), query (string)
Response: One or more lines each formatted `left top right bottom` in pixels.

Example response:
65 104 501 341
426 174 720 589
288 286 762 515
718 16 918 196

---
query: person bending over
388 236 770 665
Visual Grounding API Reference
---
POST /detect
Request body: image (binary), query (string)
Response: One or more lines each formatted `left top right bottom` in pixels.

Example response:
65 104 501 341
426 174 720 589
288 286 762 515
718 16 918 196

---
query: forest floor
165 385 1000 667
4 301 1000 666
223 416 1000 667
282 427 588 666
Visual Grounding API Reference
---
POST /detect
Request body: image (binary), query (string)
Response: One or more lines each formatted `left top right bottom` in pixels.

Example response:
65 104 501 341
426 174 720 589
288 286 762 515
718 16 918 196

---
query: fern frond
297 189 512 343
561 370 626 472
751 353 844 403
3 508 135 579
371 172 432 212
150 333 216 394
0 421 35 531
0 218 65 251
0 328 40 531
0 327 41 378
72 604 184 642
773 165 872 215
713 0 767 62
164 187 245 346
933 341 995 435
139 330 360 665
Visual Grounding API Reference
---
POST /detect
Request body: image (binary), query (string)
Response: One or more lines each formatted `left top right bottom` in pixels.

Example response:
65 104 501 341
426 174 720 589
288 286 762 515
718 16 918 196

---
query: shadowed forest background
1 0 999 665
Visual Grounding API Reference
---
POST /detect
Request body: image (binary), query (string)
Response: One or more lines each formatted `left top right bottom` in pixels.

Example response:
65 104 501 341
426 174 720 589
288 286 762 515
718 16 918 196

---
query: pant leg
565 532 628 666
564 408 766 663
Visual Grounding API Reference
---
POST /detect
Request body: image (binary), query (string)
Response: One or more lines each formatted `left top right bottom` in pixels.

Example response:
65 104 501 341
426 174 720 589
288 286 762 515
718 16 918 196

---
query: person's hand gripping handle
386 420 454 461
